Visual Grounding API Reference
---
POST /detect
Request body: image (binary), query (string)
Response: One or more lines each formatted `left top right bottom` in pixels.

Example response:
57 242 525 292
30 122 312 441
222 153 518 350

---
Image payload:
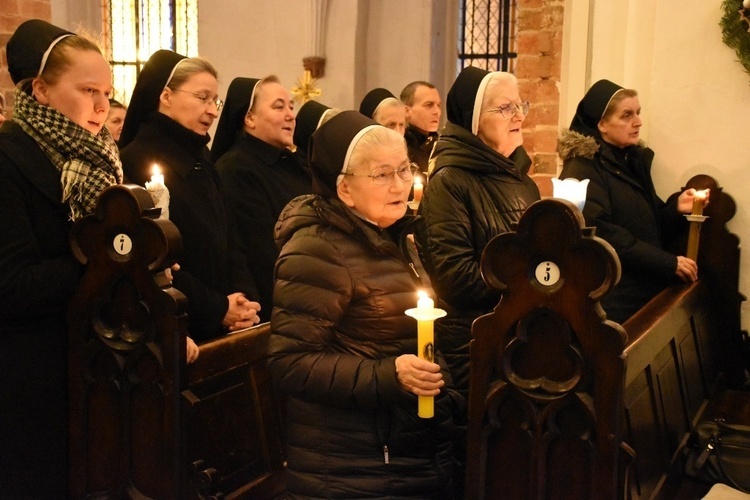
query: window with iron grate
103 0 199 106
458 0 518 73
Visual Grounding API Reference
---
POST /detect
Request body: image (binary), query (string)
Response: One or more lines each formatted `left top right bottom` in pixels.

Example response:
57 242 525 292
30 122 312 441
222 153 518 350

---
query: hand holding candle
691 189 708 216
145 163 170 219
685 189 709 262
405 290 446 418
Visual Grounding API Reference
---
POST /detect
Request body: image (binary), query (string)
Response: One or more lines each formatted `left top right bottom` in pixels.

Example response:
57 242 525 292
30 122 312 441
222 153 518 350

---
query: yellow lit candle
405 290 446 418
413 176 423 203
150 164 164 186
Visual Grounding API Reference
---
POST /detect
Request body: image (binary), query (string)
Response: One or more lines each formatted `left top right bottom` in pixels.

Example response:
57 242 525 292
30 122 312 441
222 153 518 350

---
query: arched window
458 0 517 72
104 0 199 105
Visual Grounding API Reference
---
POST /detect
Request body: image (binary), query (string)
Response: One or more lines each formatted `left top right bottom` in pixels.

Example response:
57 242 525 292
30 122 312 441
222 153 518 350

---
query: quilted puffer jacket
268 194 464 499
419 122 540 396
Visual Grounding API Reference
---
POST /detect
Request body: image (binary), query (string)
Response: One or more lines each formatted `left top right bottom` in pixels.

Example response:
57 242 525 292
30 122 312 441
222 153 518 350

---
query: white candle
417 290 433 310
413 177 423 203
150 164 164 186
691 189 707 216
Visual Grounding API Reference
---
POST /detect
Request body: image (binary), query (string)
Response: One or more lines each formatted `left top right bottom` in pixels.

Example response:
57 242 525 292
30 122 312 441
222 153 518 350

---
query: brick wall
0 0 52 117
515 0 564 197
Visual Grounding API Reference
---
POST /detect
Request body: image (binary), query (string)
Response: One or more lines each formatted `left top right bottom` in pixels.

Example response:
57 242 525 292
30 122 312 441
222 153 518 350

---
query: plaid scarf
13 86 123 220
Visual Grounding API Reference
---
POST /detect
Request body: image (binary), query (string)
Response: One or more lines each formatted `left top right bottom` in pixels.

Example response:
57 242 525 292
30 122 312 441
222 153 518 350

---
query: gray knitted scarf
13 86 123 220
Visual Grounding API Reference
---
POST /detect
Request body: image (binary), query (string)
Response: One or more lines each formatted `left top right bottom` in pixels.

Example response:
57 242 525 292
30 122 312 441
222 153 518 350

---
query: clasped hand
223 292 261 331
395 354 445 396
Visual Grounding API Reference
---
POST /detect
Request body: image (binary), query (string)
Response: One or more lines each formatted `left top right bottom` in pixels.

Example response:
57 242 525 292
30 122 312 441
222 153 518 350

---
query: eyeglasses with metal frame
485 101 530 119
343 162 419 186
172 89 224 112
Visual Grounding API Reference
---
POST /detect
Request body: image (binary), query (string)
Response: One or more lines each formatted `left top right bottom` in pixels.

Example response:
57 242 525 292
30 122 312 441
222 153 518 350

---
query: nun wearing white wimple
0 19 121 497
119 50 261 344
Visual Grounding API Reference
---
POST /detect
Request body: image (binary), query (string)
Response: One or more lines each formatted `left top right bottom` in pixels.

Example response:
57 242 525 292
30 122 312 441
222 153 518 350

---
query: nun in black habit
119 50 260 342
558 79 702 322
212 76 312 323
418 66 541 398
292 98 333 166
359 87 406 136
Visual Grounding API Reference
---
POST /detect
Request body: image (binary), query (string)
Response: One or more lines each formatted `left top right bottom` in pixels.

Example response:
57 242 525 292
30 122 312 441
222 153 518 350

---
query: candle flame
417 290 427 300
152 164 161 176
414 176 423 186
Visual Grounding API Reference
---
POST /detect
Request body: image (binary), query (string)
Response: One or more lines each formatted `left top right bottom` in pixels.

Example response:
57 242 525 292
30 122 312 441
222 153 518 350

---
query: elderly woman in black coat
419 66 541 398
558 79 705 323
268 111 463 499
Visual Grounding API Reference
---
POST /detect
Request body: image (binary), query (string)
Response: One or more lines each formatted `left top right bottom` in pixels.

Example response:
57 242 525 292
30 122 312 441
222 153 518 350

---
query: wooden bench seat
464 175 746 499
66 175 745 499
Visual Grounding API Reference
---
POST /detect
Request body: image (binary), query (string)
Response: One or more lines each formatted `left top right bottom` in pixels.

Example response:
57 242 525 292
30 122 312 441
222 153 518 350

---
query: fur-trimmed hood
558 128 647 162
557 129 600 161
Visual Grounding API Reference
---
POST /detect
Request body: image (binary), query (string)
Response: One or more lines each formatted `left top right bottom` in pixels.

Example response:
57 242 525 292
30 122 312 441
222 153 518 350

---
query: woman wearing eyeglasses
419 67 541 400
119 50 261 344
268 111 463 499
558 79 704 323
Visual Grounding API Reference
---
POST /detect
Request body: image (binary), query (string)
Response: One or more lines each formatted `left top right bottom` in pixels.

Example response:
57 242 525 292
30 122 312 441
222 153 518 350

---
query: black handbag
683 418 750 493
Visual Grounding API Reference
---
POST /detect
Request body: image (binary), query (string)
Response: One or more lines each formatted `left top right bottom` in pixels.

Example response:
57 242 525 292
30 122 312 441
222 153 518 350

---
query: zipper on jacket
383 445 390 464
408 262 420 279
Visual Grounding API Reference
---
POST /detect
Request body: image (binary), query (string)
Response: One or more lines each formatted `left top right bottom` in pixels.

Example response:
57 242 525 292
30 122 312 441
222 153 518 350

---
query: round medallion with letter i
113 233 133 256
534 260 560 287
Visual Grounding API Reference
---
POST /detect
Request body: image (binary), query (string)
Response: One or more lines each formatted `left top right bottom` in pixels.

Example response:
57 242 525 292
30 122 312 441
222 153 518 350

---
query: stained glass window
458 0 517 72
104 0 199 105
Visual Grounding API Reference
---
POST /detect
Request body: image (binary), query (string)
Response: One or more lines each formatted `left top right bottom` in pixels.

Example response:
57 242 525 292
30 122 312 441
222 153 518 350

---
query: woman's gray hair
346 125 407 173
372 98 404 123
480 72 518 110
165 57 218 90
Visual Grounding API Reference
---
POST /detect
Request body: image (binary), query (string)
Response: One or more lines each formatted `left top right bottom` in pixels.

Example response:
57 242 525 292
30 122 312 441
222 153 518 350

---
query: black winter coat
419 122 540 396
558 129 685 323
405 126 439 173
0 121 82 496
269 194 463 499
215 132 311 323
120 113 258 341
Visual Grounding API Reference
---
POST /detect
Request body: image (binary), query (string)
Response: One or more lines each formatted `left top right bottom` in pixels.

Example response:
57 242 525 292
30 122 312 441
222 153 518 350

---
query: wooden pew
184 323 286 499
67 185 286 499
67 176 743 498
620 175 746 499
464 175 745 499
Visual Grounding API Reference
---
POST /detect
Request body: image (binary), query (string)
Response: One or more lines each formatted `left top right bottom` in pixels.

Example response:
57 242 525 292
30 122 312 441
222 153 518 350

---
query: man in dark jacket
419 67 541 399
401 81 442 173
